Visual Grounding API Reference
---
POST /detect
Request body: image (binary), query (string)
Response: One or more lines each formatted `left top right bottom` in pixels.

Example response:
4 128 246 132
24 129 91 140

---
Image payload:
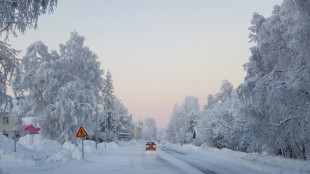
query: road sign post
82 137 84 158
5 128 18 152
76 126 88 159
13 130 16 152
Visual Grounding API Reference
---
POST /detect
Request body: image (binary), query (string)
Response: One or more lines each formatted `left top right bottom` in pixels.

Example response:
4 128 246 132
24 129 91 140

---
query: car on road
145 142 156 151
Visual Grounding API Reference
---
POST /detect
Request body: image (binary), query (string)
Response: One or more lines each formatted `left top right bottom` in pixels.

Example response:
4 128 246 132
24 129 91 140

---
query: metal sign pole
76 126 88 160
82 138 84 159
14 131 16 152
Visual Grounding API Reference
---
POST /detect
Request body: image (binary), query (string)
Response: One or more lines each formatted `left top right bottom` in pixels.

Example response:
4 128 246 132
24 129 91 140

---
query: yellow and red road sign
76 126 88 137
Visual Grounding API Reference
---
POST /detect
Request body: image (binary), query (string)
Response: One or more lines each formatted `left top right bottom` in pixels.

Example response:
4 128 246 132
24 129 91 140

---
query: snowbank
97 141 119 149
18 134 73 162
0 134 36 170
164 143 310 174
0 134 79 171
1 133 119 173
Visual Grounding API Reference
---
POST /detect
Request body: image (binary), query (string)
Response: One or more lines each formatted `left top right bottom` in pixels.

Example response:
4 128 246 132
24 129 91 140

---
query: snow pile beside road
1 133 120 173
164 143 310 174
1 134 83 170
83 140 96 154
97 141 118 149
63 142 82 160
107 142 119 149
199 144 310 174
18 134 73 162
0 134 36 170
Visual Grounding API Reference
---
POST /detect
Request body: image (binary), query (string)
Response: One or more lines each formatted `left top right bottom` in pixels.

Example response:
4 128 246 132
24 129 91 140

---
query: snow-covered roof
22 117 39 127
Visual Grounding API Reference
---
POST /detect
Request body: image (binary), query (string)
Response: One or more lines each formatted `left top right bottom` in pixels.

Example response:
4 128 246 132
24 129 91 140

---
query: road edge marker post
76 126 88 159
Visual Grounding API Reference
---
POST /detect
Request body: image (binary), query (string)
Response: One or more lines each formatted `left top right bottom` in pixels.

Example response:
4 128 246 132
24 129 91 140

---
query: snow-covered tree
0 0 58 122
166 104 187 143
195 80 247 150
101 71 118 142
166 96 200 144
182 96 199 134
197 92 246 150
13 32 105 144
238 0 310 159
114 98 134 135
204 94 216 111
216 80 233 103
157 128 166 141
142 117 157 141
0 37 20 110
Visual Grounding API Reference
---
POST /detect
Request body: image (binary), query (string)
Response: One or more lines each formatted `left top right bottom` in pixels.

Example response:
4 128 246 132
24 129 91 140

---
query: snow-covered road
4 141 309 174
8 142 189 174
162 146 265 174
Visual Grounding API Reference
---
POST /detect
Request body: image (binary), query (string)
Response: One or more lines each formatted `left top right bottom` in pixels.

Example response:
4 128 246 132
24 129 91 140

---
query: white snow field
0 134 310 174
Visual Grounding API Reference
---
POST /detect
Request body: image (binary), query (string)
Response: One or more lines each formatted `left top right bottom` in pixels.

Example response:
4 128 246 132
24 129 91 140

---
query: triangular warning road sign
76 126 88 137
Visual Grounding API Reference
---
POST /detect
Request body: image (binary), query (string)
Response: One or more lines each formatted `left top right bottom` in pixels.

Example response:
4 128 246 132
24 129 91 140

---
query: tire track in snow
159 147 216 174
161 147 217 174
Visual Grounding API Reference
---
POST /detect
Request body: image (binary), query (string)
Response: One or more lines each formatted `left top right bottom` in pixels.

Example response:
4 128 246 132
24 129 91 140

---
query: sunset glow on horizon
7 0 282 128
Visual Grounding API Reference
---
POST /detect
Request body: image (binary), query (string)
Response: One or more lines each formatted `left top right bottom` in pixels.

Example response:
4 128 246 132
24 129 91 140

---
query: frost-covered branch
0 23 10 33
268 117 310 127
0 0 21 2
0 0 58 38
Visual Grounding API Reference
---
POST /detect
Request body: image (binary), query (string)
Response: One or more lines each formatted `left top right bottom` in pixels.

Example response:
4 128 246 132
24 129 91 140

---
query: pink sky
7 0 282 129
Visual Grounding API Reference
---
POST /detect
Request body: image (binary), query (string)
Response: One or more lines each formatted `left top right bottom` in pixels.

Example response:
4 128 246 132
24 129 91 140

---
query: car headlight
146 145 149 148
154 146 156 148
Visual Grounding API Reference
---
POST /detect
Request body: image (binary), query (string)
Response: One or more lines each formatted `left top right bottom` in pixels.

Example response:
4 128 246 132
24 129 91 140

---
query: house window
3 116 9 125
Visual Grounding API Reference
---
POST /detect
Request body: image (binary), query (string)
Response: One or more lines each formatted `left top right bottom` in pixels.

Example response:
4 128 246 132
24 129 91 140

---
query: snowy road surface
161 146 265 174
4 141 307 174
